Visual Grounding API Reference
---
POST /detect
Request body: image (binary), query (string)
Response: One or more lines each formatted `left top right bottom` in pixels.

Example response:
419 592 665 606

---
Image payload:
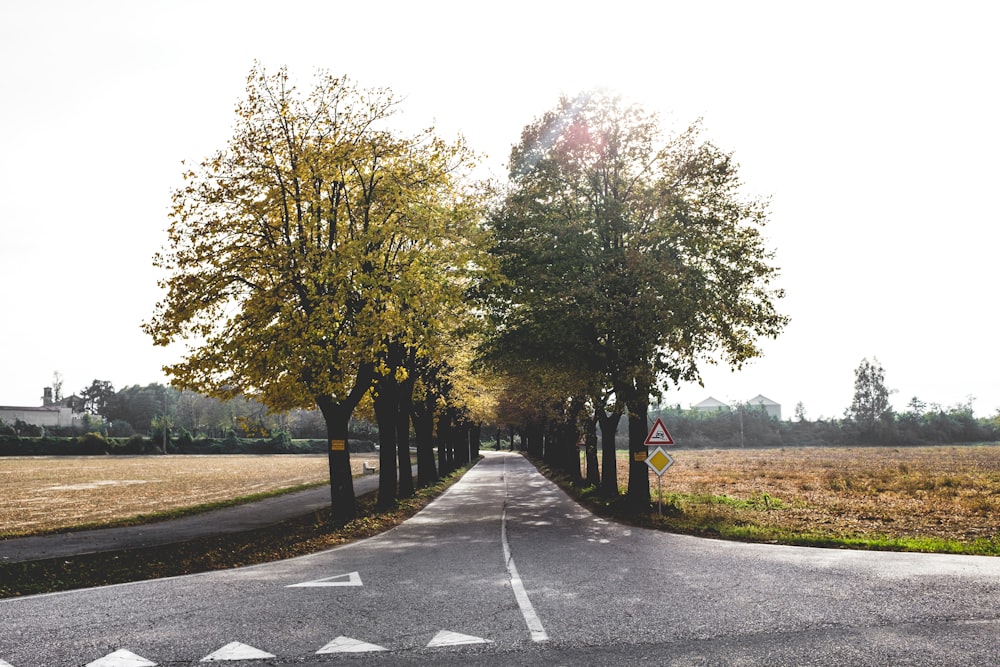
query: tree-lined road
2 451 1000 665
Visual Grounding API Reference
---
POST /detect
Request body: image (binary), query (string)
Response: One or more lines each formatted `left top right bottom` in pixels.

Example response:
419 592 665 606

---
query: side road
0 470 401 564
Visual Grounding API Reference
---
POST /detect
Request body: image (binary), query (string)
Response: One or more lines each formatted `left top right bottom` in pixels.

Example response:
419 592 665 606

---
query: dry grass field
609 445 1000 548
0 454 382 538
4 446 999 552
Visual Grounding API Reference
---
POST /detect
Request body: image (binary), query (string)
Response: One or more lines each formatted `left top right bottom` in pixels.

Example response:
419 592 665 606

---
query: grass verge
534 459 1000 557
0 467 468 599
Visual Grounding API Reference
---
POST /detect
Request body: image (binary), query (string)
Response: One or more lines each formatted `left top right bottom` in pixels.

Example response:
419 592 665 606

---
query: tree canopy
848 357 892 437
482 92 788 507
146 69 789 517
144 65 484 521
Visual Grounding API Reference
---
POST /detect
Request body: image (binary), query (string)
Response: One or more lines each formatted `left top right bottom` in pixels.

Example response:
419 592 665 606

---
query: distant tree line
632 358 999 449
0 380 373 443
637 400 999 450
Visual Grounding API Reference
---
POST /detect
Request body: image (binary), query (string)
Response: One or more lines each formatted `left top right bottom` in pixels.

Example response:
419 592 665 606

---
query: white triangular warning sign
644 417 674 445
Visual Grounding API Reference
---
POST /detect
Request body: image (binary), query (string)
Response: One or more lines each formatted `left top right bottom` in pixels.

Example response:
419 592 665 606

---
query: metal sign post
644 419 676 514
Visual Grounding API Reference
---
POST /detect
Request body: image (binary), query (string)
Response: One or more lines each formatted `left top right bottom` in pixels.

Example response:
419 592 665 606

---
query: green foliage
13 419 44 437
176 428 194 450
79 379 115 418
606 405 1000 449
481 91 788 505
847 357 892 438
76 432 109 454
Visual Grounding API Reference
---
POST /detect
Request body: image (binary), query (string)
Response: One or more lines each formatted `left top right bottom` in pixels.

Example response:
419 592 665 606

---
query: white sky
1 1 997 420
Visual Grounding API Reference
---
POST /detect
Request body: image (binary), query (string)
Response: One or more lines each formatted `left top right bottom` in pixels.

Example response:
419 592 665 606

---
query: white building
693 395 782 420
692 397 730 412
746 394 781 420
0 388 84 429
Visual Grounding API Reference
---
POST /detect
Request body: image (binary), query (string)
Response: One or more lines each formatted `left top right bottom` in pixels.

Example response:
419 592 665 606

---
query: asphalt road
2 451 999 666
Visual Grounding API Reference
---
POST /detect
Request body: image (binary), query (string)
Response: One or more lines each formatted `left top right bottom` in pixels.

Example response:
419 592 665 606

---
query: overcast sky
1 1 997 420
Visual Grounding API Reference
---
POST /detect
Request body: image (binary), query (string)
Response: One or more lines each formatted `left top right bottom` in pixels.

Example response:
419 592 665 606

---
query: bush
108 420 134 437
115 434 150 454
76 432 109 455
176 428 194 450
14 420 44 438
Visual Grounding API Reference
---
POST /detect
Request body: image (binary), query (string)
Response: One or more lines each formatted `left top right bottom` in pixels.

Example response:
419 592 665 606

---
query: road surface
2 451 999 665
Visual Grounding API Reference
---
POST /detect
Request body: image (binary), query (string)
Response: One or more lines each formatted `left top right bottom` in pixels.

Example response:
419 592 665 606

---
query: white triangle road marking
316 636 387 653
0 660 15 667
427 630 494 647
86 649 157 666
286 571 363 587
199 642 276 661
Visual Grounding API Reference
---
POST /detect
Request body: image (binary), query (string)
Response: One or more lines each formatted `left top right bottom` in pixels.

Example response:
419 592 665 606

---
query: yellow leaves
149 63 490 417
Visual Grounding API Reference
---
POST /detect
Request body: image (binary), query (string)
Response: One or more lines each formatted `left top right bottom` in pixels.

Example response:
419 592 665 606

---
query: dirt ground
0 454 381 537
611 445 1000 543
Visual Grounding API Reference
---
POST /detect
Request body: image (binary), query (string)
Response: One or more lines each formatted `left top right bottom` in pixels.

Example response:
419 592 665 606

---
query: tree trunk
396 374 415 498
412 393 438 486
598 407 623 497
584 418 600 487
525 421 544 458
315 363 374 525
626 394 651 511
557 418 582 483
453 416 470 467
372 375 399 510
437 413 453 475
470 423 481 460
316 395 357 525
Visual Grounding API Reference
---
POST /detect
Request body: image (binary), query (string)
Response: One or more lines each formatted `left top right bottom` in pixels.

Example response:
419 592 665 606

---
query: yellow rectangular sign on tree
329 439 346 452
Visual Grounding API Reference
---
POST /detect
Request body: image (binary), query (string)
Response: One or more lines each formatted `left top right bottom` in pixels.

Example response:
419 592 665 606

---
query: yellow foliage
144 64 488 414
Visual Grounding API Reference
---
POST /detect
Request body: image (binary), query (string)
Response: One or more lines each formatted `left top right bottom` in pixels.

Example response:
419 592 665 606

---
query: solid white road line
501 456 549 643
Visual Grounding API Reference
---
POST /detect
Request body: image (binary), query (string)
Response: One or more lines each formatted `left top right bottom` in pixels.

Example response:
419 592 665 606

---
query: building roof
747 394 779 406
693 397 729 409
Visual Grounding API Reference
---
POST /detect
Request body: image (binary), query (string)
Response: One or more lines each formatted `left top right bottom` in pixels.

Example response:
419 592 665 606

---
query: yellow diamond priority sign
645 446 674 476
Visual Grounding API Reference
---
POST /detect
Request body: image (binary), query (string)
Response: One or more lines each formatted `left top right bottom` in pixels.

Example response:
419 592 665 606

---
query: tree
102 383 179 436
485 92 788 509
847 357 892 439
905 396 926 416
144 65 480 523
80 380 115 418
51 371 64 403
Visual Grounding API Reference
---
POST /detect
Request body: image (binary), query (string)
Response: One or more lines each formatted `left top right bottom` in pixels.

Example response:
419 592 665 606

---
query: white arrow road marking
286 571 363 587
199 642 276 661
86 649 157 666
316 636 387 653
0 660 15 667
426 630 493 647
